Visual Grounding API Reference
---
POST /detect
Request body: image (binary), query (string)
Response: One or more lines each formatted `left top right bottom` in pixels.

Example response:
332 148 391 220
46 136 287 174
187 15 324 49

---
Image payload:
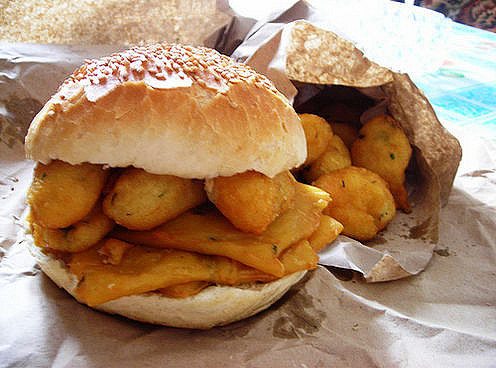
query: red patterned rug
416 0 496 32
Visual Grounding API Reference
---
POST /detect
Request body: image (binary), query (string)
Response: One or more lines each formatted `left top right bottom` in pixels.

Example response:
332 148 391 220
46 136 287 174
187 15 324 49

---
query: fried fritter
298 113 333 166
351 114 412 211
32 203 114 253
303 134 352 183
205 170 296 234
313 166 396 241
278 240 318 275
102 168 206 230
27 160 108 229
329 121 360 149
111 181 330 277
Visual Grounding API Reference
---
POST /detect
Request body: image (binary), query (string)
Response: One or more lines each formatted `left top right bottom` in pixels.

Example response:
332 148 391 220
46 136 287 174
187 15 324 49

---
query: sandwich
24 44 342 329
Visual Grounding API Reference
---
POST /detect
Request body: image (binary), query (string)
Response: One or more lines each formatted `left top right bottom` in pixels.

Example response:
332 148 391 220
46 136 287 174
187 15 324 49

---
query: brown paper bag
224 13 461 282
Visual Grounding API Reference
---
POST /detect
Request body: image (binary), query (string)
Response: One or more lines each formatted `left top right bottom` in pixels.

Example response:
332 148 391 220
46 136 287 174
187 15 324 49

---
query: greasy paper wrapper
225 17 461 282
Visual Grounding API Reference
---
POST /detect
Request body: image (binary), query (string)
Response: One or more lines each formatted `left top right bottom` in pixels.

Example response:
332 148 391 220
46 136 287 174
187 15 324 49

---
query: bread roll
25 44 306 179
24 44 310 328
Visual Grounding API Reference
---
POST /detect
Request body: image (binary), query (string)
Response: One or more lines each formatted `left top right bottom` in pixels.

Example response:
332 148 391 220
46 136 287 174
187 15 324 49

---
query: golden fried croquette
351 115 412 211
303 134 352 183
102 168 206 230
205 170 296 234
32 203 114 253
27 160 108 229
298 113 333 166
313 166 396 241
329 121 360 149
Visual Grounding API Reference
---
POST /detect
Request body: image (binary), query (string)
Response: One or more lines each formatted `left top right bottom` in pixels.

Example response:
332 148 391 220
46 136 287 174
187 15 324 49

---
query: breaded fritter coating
298 113 333 166
303 134 352 183
351 115 412 211
313 166 396 241
205 170 296 234
329 121 359 149
32 203 114 253
27 160 108 229
103 168 206 230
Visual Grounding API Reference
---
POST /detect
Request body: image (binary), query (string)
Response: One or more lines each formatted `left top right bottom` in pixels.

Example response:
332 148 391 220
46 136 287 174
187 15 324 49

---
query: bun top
25 44 306 178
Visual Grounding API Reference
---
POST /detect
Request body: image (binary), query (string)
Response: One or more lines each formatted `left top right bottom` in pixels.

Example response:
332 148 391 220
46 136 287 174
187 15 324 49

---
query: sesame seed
63 43 280 95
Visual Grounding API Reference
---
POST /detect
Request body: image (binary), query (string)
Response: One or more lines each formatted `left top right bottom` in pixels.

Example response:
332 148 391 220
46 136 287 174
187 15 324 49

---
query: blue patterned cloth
411 22 496 138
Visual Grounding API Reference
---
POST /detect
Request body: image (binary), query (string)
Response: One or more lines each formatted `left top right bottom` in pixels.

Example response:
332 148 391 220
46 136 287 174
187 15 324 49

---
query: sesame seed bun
24 44 309 328
25 44 306 179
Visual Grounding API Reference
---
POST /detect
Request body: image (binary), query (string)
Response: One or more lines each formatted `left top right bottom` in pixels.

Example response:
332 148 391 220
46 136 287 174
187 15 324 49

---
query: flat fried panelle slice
69 245 275 306
111 182 330 277
158 281 211 299
307 215 343 252
257 183 331 253
278 240 318 275
158 238 324 299
112 209 285 277
69 220 327 305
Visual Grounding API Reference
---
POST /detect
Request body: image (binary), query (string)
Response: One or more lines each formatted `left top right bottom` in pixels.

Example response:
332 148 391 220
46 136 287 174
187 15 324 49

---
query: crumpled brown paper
222 6 462 282
1 1 496 367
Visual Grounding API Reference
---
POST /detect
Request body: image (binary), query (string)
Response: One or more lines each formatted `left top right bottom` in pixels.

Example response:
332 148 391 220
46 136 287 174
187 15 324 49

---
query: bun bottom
26 234 306 329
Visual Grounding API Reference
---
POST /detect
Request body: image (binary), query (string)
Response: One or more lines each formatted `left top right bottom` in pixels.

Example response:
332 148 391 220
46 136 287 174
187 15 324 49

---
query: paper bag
218 4 462 282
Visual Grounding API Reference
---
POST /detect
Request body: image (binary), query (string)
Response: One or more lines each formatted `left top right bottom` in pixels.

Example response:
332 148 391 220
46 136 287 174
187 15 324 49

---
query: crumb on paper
434 248 450 257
